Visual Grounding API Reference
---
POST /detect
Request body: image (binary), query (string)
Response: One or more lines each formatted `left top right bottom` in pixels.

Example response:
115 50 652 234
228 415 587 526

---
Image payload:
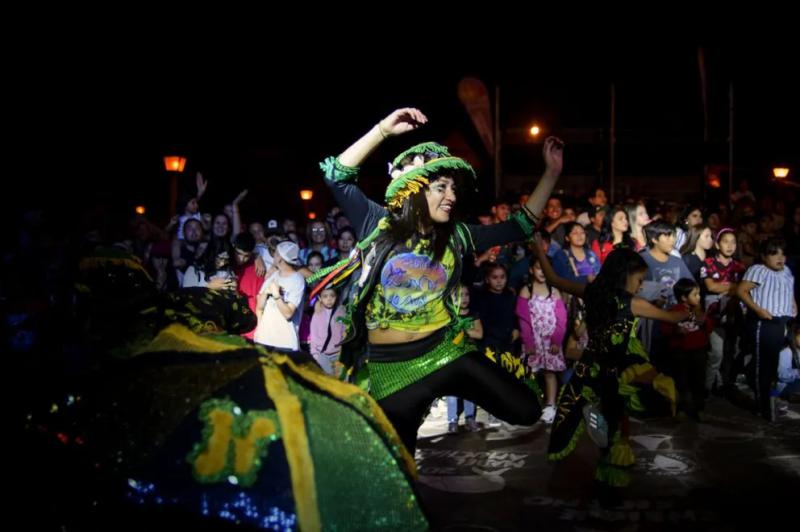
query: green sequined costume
547 290 677 488
316 152 543 452
26 247 429 531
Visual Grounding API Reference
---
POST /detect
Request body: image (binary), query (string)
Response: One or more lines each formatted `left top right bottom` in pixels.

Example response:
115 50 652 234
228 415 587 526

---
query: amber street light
773 167 789 179
164 156 187 216
164 156 187 172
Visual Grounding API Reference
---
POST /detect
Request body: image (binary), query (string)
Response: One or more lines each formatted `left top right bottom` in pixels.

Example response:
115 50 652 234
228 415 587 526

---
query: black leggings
377 349 542 453
664 348 708 415
745 315 790 418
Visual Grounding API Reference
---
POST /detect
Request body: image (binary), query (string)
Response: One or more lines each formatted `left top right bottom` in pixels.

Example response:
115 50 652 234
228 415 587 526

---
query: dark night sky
13 41 798 228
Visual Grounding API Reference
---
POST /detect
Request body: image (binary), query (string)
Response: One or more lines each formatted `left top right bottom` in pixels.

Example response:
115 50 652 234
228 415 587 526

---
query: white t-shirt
181 266 236 289
255 270 305 350
671 227 687 258
181 265 208 288
742 264 795 317
255 244 274 267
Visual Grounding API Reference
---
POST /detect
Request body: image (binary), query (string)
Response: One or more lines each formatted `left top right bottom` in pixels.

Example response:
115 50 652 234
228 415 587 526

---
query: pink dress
516 292 567 372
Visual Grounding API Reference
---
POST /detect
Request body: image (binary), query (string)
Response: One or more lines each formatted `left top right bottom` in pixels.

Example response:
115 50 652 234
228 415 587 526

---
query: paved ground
414 396 800 531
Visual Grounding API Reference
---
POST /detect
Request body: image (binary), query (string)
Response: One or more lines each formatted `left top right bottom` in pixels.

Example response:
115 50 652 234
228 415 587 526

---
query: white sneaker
540 405 557 424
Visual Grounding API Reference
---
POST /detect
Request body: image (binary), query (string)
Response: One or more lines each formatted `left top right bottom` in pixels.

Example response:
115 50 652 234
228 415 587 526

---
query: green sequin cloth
288 380 428 530
367 328 475 401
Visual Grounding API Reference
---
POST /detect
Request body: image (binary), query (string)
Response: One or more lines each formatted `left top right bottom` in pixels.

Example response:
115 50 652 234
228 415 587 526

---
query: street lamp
529 125 541 138
164 156 187 173
164 156 187 216
773 167 789 179
135 205 146 215
300 189 314 201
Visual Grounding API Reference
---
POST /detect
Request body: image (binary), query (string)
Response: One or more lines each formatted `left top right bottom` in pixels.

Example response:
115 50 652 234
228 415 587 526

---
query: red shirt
700 256 746 284
236 262 264 339
660 303 712 351
591 240 614 264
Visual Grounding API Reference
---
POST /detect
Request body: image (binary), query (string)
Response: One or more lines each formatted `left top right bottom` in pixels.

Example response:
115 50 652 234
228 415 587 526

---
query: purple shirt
310 306 346 357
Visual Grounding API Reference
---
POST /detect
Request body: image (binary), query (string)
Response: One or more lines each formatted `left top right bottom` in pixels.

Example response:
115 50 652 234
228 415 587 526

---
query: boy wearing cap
254 241 306 350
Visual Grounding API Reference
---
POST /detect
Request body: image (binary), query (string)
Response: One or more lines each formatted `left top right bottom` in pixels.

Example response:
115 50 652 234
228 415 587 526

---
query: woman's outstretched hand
543 136 564 176
378 108 428 138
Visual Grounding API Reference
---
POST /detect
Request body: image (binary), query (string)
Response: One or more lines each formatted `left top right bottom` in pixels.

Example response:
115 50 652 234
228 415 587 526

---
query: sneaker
465 417 480 432
540 405 557 424
582 403 608 448
447 422 458 434
767 389 781 422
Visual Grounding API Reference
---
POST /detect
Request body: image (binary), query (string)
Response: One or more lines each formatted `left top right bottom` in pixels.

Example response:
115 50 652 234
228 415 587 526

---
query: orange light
773 167 790 179
164 156 187 173
300 189 314 201
308 212 317 220
707 176 721 189
529 125 541 137
135 205 146 215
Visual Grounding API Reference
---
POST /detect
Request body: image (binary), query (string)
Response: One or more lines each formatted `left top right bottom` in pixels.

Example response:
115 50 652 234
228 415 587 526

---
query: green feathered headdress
390 142 452 170
384 142 476 211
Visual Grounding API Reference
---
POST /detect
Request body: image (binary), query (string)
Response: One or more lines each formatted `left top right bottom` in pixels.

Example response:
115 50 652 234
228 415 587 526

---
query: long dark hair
680 223 711 256
529 257 553 298
200 236 235 278
386 183 454 261
599 206 632 248
561 221 588 250
584 248 647 329
678 204 702 231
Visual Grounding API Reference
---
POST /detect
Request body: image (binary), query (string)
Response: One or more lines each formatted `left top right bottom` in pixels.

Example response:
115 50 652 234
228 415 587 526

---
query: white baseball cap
276 241 301 266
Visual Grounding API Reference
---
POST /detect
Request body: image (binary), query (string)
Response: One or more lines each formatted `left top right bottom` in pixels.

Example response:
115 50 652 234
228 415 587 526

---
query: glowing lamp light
164 156 187 173
773 167 789 179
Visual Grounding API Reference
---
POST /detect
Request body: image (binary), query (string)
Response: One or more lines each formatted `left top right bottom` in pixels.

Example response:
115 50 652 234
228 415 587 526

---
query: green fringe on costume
547 421 586 461
305 219 390 287
547 381 588 461
391 142 451 168
508 210 537 239
608 439 635 467
617 382 645 413
384 157 476 208
595 462 631 488
320 156 360 183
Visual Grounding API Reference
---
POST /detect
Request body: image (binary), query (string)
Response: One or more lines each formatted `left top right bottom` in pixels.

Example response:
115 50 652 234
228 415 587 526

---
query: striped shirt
742 264 796 317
